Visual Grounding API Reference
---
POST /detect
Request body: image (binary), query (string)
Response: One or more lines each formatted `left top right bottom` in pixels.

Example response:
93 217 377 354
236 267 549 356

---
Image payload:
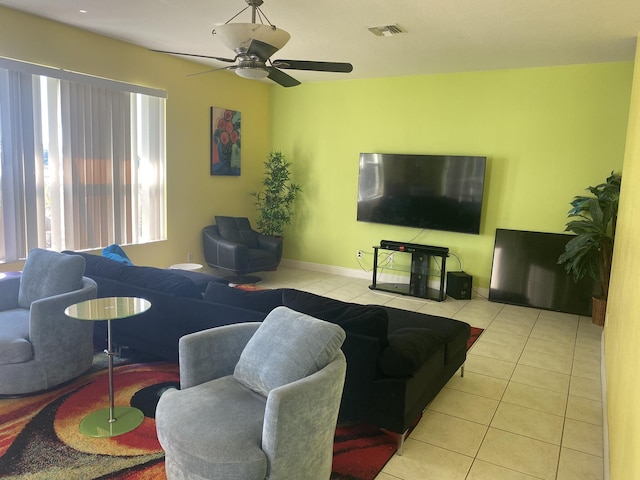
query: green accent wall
270 63 633 287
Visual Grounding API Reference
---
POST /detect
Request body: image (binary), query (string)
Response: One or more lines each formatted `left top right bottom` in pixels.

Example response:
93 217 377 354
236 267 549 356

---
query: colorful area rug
332 423 397 480
468 326 483 350
0 327 484 480
0 361 396 480
0 361 176 479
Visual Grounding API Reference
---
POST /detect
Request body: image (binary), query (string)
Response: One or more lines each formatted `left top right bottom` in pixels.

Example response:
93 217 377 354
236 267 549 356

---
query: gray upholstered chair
202 216 283 284
0 248 98 395
156 306 347 480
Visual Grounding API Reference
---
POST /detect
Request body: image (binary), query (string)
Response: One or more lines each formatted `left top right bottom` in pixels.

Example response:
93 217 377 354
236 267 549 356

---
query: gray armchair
156 306 347 480
0 248 98 395
202 216 283 284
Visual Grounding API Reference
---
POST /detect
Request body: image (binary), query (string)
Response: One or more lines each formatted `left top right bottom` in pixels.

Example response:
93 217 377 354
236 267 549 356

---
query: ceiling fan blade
187 66 233 77
267 67 301 87
246 39 280 61
150 49 237 63
272 60 353 73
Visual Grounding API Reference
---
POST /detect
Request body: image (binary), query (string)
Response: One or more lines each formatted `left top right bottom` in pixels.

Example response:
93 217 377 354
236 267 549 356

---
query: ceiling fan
152 0 353 87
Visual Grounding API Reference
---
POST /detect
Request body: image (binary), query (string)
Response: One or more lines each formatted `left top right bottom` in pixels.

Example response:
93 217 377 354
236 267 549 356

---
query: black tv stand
370 241 449 301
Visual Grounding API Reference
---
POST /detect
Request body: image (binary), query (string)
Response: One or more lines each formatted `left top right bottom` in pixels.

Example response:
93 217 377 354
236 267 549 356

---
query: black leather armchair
202 216 283 284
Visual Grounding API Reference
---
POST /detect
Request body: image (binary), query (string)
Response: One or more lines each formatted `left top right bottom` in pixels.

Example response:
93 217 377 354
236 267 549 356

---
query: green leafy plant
250 151 302 237
558 171 622 299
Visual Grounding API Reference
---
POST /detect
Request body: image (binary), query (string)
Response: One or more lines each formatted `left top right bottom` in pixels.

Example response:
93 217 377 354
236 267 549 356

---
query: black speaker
447 271 472 300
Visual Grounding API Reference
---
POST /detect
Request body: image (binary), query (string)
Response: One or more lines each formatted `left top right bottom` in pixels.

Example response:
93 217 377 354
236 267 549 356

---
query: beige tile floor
253 266 605 480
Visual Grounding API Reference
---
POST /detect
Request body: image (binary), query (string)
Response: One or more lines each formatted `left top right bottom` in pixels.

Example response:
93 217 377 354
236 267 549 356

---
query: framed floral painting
210 107 241 176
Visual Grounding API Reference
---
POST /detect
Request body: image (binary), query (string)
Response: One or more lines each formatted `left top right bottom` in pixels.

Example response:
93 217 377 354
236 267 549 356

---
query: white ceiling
2 0 640 85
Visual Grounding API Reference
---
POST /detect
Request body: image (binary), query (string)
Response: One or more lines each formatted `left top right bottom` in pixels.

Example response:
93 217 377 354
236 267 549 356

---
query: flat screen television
356 153 487 234
489 229 597 316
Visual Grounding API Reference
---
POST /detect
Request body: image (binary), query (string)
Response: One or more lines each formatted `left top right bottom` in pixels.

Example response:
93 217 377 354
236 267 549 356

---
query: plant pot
592 296 607 326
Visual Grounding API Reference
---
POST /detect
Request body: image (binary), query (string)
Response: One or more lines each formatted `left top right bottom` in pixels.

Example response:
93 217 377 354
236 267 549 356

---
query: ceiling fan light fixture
214 23 290 53
234 66 269 79
158 0 352 88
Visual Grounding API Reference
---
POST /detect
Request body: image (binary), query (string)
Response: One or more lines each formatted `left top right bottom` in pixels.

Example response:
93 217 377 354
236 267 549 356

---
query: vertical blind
0 57 166 262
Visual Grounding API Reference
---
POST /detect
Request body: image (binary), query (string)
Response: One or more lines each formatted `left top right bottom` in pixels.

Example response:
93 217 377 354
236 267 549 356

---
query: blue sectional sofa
202 283 470 444
66 251 470 444
64 252 265 360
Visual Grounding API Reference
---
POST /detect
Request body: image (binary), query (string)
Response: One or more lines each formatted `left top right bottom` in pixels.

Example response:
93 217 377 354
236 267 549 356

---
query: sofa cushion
203 282 283 313
215 216 259 248
172 270 226 293
282 289 389 349
385 306 471 364
117 266 202 299
64 251 128 280
67 251 202 299
18 248 85 308
234 306 346 396
378 328 443 377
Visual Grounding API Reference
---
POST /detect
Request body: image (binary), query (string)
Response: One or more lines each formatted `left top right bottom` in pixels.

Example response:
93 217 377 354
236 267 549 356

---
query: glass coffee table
65 297 151 438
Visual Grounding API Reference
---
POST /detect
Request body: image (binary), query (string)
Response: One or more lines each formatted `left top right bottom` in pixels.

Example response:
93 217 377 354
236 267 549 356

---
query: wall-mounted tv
489 229 597 316
356 153 487 234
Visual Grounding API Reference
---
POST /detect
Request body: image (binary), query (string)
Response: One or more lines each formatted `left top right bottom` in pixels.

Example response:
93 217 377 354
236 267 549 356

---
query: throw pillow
102 244 134 266
18 248 85 308
378 328 443 377
282 289 389 349
233 306 346 396
203 282 284 313
215 216 259 248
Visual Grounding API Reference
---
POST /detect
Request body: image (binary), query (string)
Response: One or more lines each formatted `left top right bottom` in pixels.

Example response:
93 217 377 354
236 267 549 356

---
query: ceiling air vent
367 24 406 37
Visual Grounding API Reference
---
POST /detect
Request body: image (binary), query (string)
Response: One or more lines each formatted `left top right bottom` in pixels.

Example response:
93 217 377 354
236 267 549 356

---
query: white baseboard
279 258 489 299
602 330 610 480
280 258 371 280
280 258 442 286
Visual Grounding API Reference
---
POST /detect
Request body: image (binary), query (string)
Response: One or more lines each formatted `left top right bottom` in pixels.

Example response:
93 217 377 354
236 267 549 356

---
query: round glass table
65 297 151 438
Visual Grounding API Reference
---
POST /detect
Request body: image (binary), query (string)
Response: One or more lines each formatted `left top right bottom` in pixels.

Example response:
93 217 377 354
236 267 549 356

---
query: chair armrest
178 322 261 389
29 277 98 357
202 226 250 270
0 274 21 311
257 234 283 262
262 351 346 478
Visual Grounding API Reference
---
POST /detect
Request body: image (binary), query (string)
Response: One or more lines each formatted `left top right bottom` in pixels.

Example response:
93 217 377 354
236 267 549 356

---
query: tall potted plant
557 171 621 325
251 151 302 237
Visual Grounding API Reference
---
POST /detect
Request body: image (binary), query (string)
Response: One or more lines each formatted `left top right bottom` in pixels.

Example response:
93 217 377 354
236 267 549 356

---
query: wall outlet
357 250 363 258
187 252 193 262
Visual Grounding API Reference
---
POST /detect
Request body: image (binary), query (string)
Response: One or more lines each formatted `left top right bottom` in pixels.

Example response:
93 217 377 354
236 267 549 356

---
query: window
0 58 166 262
